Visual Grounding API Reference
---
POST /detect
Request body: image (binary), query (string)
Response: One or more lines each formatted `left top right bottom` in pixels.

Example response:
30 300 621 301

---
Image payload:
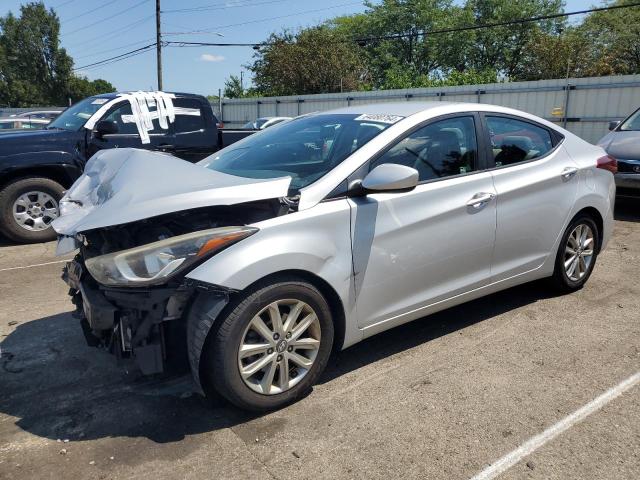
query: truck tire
0 177 65 243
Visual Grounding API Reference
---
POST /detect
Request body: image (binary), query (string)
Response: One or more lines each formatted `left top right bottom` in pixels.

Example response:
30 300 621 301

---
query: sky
1 0 598 96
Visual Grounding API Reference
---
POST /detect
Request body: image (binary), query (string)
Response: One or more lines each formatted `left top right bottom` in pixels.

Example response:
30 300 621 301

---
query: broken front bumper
63 257 194 376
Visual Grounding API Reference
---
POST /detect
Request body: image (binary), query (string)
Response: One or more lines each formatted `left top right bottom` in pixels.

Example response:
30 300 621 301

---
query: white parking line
470 371 640 480
0 259 71 272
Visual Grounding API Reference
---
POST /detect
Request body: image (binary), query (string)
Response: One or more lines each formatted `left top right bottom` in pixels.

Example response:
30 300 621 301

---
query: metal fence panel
217 74 640 143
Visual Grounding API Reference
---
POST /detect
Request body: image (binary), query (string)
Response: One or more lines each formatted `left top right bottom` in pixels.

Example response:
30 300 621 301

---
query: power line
79 48 154 72
354 2 640 44
53 0 81 9
61 0 121 24
64 0 151 36
162 1 363 36
71 1 640 75
73 43 157 71
74 37 156 60
66 15 155 50
162 0 292 15
165 41 261 47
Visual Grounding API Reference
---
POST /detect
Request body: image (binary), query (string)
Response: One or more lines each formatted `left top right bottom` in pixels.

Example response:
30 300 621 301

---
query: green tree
574 0 640 76
67 76 116 103
0 2 115 107
250 27 367 96
466 0 565 78
223 75 245 98
512 0 640 81
332 0 475 88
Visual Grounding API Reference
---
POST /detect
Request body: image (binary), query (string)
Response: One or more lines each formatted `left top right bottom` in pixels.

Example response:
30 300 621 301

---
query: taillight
597 155 617 174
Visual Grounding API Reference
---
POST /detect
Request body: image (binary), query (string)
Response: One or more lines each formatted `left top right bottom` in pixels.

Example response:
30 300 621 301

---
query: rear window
486 116 554 167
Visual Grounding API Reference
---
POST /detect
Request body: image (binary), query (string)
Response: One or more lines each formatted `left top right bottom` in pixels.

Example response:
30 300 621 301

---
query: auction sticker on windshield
354 114 404 124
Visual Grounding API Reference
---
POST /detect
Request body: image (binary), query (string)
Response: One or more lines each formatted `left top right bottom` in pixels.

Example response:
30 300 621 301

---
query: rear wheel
0 177 64 243
201 281 334 411
550 214 599 292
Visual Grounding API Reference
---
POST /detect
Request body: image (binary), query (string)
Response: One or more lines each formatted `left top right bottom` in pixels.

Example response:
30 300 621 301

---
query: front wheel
0 177 64 243
550 214 600 293
200 281 334 411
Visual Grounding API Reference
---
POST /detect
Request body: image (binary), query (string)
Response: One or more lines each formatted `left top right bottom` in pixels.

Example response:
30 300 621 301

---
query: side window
486 116 553 167
371 116 478 182
173 99 205 134
102 102 165 136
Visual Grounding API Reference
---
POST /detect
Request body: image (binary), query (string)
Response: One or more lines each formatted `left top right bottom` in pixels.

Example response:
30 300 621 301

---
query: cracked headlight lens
85 226 257 286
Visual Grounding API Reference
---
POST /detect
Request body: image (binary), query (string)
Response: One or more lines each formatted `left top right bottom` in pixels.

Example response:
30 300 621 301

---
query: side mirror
95 120 118 137
609 120 621 131
361 163 419 194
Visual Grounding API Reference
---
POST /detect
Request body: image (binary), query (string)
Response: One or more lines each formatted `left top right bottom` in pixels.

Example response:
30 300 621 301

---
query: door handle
561 166 578 181
466 192 495 210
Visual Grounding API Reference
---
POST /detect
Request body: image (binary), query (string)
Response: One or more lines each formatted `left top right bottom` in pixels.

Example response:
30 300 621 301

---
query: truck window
103 102 166 136
173 98 206 134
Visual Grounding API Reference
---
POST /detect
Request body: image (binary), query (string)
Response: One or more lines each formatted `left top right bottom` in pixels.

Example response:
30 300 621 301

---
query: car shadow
0 280 557 444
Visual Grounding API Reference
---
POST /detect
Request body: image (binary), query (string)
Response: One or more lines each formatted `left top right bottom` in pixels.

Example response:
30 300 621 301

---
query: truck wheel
0 177 65 243
200 280 334 411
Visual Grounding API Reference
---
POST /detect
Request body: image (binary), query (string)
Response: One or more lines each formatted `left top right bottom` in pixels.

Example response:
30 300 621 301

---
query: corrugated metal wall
215 74 640 144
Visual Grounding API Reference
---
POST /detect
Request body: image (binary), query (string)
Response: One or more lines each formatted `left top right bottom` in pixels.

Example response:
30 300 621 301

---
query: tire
200 280 334 411
0 177 65 243
549 214 600 293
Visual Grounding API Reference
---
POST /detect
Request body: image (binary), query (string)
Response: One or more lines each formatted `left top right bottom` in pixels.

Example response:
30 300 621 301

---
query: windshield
47 96 111 131
199 113 397 191
620 108 640 131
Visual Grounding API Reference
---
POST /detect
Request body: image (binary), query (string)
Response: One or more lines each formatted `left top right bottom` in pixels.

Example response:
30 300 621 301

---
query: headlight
85 226 257 286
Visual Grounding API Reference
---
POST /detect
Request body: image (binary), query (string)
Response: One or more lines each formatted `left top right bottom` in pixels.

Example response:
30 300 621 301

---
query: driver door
350 114 497 331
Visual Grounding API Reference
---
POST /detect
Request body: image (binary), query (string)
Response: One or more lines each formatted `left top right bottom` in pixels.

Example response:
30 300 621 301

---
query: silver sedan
54 102 616 411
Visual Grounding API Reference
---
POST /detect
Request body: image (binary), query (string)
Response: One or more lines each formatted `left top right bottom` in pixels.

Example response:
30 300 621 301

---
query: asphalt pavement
1 199 639 480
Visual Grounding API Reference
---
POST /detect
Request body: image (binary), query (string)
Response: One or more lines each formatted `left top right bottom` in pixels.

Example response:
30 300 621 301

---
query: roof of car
324 101 459 117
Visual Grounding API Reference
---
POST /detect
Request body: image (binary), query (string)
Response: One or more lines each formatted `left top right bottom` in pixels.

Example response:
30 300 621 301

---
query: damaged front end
61 200 288 382
54 148 294 387
63 257 202 375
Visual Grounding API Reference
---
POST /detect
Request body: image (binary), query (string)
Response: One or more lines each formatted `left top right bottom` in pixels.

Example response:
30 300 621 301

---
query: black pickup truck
0 92 255 243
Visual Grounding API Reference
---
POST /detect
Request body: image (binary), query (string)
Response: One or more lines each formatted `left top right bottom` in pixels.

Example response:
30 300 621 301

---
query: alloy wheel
564 223 595 281
12 191 59 232
238 299 321 395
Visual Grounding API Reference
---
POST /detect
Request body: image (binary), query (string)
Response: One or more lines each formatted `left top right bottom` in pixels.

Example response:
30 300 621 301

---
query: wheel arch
0 164 80 191
573 206 604 252
189 269 347 397
224 269 346 356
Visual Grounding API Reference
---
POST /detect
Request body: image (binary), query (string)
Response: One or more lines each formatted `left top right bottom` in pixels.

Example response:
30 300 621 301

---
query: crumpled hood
597 130 640 159
52 148 291 235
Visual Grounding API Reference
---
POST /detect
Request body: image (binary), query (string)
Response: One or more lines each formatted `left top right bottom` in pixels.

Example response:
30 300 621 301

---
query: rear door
481 114 579 281
351 114 497 330
171 97 217 162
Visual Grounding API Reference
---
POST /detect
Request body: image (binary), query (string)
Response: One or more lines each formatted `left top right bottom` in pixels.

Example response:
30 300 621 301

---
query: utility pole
156 0 162 90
